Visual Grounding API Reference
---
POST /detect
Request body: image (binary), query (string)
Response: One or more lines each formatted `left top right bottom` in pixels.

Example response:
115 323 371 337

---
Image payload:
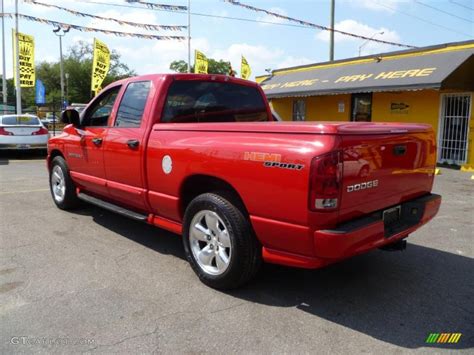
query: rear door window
162 81 268 123
114 81 151 128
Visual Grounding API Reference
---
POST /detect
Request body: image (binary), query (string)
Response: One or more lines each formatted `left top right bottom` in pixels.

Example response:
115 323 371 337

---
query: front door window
82 86 121 127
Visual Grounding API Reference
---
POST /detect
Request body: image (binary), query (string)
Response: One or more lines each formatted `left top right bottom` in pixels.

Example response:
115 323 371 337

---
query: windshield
162 81 268 123
1 115 41 126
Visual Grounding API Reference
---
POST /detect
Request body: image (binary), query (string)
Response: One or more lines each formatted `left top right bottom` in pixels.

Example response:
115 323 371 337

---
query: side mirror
61 109 80 126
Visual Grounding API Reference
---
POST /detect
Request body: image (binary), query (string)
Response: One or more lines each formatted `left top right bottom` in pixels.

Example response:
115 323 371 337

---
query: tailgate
339 129 436 222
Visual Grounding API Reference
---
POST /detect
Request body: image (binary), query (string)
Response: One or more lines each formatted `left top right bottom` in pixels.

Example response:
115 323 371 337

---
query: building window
351 93 372 122
293 99 306 121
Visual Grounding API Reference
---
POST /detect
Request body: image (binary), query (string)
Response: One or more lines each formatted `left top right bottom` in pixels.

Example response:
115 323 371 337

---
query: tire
49 156 80 210
183 192 261 289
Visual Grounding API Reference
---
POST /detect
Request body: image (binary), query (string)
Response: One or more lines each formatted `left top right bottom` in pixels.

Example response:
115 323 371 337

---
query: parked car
66 103 87 114
41 113 59 125
47 74 441 289
0 114 49 151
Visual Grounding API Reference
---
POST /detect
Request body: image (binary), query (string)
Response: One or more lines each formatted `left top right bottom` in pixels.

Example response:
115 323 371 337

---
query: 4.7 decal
243 151 304 171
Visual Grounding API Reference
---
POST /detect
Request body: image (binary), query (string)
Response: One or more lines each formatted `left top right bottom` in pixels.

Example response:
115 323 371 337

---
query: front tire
49 156 80 210
183 192 261 289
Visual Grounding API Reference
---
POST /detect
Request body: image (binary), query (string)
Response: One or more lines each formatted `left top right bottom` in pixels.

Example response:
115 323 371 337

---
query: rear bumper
0 135 48 150
261 193 441 268
313 193 441 259
0 143 47 150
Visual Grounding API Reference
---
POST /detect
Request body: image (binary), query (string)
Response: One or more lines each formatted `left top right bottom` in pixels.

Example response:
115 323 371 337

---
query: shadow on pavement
230 244 474 349
0 150 47 165
72 205 186 262
65 205 473 349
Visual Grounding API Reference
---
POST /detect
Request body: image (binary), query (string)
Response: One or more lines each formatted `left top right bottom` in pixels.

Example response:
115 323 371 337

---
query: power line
414 0 473 23
71 0 187 14
124 0 187 12
191 12 313 29
25 0 187 31
222 0 416 48
449 0 474 12
372 0 473 38
69 0 333 29
73 0 417 47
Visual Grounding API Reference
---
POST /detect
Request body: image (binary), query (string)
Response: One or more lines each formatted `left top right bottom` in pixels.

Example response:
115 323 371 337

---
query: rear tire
49 156 80 210
183 192 261 289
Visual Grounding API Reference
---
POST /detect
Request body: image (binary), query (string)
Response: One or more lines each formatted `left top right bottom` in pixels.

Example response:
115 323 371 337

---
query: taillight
308 150 342 211
32 127 49 135
0 127 13 136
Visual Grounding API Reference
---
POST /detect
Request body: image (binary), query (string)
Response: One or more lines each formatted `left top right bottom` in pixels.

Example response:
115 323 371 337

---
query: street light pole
1 0 7 113
358 31 384 56
65 72 69 104
329 0 335 61
14 0 21 114
187 0 191 73
53 26 69 109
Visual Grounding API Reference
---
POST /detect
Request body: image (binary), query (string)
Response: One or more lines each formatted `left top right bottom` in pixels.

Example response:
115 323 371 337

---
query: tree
5 41 136 108
169 58 233 75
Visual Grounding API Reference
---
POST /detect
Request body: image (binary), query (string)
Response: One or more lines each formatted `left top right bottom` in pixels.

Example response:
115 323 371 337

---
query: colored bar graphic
448 333 462 343
426 333 439 343
426 333 462 344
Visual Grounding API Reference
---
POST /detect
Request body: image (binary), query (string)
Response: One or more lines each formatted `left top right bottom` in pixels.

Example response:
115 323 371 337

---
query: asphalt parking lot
1 152 473 353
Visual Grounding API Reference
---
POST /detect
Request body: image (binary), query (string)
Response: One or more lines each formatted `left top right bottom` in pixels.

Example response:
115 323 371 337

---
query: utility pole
329 0 335 61
53 26 69 109
1 0 7 113
187 0 191 73
14 0 21 114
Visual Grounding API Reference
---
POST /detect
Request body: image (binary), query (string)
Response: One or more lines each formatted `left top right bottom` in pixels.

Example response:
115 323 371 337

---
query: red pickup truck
48 74 441 289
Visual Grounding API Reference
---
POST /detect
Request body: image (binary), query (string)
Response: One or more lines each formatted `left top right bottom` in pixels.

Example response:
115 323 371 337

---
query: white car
0 114 49 151
41 113 59 125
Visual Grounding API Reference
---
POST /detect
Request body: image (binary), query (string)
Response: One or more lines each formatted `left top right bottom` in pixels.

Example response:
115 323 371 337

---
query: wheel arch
179 174 249 219
48 149 65 169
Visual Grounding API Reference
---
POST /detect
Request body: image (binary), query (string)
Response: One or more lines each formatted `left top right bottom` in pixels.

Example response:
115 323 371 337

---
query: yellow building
257 41 474 168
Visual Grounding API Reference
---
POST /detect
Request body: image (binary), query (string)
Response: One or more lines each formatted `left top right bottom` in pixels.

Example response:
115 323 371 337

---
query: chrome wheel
189 210 232 276
51 165 66 203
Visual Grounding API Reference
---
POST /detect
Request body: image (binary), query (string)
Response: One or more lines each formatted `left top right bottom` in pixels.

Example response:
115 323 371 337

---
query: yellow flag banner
91 38 110 95
12 30 35 88
194 50 208 74
241 55 251 80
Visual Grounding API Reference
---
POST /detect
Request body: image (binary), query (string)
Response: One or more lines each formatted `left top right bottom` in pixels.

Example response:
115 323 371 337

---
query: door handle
127 139 139 149
92 137 103 146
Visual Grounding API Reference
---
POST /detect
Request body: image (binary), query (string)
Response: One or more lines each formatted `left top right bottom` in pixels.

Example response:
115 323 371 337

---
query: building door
292 99 306 121
351 93 372 122
438 93 471 165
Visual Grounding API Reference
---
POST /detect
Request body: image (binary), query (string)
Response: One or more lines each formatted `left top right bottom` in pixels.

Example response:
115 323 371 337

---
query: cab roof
112 73 258 88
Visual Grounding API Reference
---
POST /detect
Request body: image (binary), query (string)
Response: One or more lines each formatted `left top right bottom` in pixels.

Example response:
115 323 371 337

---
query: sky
1 0 473 81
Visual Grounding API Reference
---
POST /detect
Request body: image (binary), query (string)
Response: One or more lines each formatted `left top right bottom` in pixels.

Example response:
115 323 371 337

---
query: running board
77 192 148 222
